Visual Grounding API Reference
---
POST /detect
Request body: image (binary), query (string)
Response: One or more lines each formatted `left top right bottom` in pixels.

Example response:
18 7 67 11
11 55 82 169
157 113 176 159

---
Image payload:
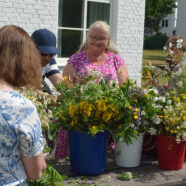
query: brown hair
0 25 42 88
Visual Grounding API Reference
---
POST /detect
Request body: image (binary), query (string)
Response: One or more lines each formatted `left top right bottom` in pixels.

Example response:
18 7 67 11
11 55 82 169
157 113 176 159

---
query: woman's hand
21 152 46 180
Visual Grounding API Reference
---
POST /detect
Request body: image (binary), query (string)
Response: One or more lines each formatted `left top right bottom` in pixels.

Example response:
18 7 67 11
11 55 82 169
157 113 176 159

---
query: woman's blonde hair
0 25 42 88
78 21 119 54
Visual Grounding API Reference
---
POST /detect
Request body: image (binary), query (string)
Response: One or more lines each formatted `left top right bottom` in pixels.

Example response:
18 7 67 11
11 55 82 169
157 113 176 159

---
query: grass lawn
143 49 167 66
142 49 168 87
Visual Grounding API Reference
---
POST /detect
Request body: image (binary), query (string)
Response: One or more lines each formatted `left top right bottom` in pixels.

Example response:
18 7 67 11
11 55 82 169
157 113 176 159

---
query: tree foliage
145 0 177 34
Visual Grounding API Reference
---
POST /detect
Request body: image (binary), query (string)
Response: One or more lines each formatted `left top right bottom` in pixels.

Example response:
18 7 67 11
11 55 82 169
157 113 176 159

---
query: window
162 20 165 27
162 19 168 28
165 19 168 27
58 0 110 58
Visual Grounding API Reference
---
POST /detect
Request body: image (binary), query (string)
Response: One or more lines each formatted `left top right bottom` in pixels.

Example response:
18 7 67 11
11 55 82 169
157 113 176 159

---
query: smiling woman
63 20 128 85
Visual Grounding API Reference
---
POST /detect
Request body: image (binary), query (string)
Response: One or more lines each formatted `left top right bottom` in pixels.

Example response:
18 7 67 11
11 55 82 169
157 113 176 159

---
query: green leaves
27 165 67 186
118 172 140 181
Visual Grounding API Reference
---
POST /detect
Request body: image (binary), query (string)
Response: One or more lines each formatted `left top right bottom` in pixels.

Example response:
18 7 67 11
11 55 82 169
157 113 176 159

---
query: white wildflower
176 81 183 87
153 115 161 125
177 39 183 44
169 50 173 55
167 100 172 105
159 96 166 103
163 46 167 50
141 110 145 115
148 128 157 135
177 43 182 49
153 97 159 102
169 42 173 48
129 123 135 128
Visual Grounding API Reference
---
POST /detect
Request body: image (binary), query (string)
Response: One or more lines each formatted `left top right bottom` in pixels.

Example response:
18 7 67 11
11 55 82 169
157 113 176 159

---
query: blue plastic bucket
68 131 108 175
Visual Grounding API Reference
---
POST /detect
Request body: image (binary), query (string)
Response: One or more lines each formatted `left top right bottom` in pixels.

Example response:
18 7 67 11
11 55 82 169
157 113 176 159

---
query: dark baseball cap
31 29 59 55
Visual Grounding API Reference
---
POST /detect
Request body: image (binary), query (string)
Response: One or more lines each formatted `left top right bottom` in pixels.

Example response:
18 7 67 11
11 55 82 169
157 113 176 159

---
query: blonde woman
63 21 128 85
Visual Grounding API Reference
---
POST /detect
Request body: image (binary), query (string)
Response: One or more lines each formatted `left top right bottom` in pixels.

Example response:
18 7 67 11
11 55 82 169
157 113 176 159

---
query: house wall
115 0 146 85
176 0 186 39
160 12 176 37
0 0 58 36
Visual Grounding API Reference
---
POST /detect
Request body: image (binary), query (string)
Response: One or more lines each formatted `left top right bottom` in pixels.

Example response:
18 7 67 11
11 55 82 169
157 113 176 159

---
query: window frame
57 0 110 66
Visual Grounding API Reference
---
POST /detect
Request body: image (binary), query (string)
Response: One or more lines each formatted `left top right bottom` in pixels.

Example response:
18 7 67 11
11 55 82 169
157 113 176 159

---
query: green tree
145 0 177 34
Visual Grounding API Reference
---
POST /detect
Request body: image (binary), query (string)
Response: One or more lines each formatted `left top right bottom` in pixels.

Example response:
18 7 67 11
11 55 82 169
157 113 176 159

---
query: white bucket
115 133 144 167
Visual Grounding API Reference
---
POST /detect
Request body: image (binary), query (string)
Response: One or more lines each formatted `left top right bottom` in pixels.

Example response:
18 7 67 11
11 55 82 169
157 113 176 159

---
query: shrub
144 34 169 49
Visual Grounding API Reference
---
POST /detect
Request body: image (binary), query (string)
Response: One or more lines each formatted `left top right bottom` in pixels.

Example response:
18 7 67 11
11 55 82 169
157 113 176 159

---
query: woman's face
87 27 109 55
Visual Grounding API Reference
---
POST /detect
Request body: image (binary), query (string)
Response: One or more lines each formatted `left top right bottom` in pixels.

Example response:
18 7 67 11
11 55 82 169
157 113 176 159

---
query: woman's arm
48 73 64 88
117 63 129 85
63 63 77 81
21 152 46 180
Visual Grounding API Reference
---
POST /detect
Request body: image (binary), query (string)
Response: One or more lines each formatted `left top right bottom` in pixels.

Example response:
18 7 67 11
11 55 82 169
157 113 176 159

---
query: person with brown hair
0 25 46 185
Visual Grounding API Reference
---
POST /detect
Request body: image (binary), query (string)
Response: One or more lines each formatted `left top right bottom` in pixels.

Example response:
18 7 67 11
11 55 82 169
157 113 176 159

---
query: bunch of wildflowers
152 90 186 143
164 36 184 67
113 80 158 144
54 73 122 136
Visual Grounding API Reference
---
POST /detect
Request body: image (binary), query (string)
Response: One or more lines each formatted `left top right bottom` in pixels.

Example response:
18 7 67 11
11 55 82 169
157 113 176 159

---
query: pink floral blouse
68 50 125 82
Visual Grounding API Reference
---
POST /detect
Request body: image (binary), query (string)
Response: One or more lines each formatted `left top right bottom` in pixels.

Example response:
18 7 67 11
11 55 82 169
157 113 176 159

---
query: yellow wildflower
60 116 66 120
165 127 169 131
118 125 122 129
183 116 186 121
71 121 75 126
170 130 174 133
145 93 149 98
147 70 152 79
128 106 132 110
92 126 96 130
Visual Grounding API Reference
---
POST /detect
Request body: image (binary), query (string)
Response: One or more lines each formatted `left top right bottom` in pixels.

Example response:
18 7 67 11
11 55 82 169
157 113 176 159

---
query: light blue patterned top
0 91 44 186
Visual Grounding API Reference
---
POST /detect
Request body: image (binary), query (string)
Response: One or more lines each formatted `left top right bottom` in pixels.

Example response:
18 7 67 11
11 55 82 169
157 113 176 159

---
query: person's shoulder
71 51 85 59
68 51 85 63
49 57 57 65
108 52 122 60
0 91 37 120
12 91 36 108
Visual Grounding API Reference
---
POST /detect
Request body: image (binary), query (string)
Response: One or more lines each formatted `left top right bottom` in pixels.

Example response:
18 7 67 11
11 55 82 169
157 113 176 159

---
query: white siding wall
176 0 186 39
160 12 176 37
114 0 146 85
0 0 58 36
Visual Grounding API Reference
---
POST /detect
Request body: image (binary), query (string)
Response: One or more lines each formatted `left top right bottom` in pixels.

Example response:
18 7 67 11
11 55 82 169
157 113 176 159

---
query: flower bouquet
54 73 122 136
111 80 158 167
164 36 184 67
54 73 124 175
142 39 186 169
113 80 158 143
152 90 186 170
